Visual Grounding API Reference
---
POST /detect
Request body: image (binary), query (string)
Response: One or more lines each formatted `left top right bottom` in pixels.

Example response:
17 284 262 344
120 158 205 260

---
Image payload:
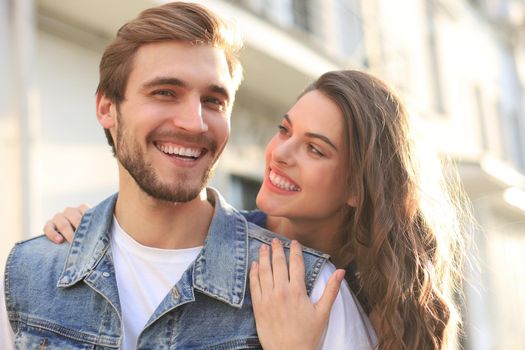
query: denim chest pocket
14 324 117 350
203 336 262 350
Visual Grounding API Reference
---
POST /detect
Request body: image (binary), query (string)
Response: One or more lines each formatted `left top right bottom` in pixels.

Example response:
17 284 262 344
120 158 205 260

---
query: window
425 0 446 113
509 110 525 171
231 175 262 210
473 85 489 151
292 0 312 33
337 0 364 59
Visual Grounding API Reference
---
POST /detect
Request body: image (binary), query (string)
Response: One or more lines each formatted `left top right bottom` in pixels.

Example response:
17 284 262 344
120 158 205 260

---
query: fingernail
260 244 267 252
55 235 64 243
336 269 346 281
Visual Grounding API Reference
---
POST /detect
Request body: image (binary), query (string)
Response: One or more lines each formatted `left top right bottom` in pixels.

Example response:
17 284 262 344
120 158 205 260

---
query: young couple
1 2 466 349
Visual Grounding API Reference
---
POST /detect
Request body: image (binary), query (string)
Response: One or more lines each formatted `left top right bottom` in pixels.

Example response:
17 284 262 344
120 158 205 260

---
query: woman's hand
43 204 90 244
250 239 345 350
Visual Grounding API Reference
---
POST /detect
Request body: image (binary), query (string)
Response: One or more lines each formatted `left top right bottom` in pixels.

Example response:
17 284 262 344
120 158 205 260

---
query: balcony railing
225 0 365 65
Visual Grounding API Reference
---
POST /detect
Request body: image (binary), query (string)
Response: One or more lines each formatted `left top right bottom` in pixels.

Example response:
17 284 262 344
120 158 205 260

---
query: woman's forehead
287 90 345 142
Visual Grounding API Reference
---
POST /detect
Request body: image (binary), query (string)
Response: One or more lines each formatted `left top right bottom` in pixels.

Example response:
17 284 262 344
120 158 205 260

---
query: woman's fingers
78 204 90 216
271 238 289 287
43 204 90 244
63 205 86 230
251 240 335 350
52 213 77 243
255 239 307 297
249 261 262 303
43 220 64 244
315 269 345 316
289 240 306 291
258 244 274 291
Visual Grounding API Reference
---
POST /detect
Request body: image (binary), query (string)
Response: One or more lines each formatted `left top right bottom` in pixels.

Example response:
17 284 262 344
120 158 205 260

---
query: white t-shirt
109 217 203 350
311 263 378 350
0 217 377 349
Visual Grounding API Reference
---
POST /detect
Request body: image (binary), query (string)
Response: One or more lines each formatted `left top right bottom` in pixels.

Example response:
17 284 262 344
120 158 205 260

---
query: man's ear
96 93 116 129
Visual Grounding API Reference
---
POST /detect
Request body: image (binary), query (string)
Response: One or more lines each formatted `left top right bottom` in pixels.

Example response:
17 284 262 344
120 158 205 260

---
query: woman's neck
266 214 346 267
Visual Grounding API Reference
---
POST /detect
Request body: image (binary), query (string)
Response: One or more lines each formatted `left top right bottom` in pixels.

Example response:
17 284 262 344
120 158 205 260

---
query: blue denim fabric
4 189 328 349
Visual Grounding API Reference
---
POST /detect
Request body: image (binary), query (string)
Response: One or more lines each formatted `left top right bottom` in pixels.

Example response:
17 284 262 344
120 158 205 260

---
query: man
0 2 343 349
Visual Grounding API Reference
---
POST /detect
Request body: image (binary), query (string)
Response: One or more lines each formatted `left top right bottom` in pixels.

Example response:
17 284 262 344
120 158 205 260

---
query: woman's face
256 90 353 221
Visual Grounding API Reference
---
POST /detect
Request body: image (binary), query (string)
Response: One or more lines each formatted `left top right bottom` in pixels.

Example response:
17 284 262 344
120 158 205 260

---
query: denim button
102 272 110 278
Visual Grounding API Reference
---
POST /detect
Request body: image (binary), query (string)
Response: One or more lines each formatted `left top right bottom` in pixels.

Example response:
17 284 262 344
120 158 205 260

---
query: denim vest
4 189 328 349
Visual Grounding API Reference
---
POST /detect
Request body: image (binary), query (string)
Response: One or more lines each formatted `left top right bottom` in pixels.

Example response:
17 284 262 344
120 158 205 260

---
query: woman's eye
308 144 324 157
277 124 288 134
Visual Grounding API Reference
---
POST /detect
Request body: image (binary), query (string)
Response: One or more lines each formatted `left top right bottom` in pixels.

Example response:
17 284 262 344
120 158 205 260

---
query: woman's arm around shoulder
43 204 90 244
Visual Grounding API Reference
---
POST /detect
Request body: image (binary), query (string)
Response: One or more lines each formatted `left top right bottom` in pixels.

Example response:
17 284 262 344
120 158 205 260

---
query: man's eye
153 90 174 97
204 97 226 111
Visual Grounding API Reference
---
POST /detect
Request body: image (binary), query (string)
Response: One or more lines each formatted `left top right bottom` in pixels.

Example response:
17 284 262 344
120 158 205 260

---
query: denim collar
57 188 249 308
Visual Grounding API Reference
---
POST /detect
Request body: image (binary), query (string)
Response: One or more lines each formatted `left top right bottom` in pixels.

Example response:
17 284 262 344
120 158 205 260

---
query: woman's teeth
269 171 300 191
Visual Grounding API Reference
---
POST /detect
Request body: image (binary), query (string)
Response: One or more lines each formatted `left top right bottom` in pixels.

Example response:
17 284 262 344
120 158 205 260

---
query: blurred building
0 0 524 348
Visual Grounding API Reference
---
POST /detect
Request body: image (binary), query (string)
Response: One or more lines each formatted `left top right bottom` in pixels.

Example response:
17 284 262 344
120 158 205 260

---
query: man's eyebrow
283 114 338 151
142 77 187 89
141 77 230 102
209 84 230 103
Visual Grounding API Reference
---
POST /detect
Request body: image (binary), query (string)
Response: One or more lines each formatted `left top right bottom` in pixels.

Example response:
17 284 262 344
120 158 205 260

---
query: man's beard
115 111 219 203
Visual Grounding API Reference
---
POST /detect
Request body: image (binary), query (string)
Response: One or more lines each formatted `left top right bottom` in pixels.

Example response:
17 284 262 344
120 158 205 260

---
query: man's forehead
130 41 234 92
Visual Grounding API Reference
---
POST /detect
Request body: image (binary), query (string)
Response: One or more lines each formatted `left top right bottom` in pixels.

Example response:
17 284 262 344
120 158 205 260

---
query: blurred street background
1 0 524 348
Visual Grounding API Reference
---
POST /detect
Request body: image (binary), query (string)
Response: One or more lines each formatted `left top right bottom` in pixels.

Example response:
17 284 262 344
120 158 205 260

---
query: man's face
108 41 234 202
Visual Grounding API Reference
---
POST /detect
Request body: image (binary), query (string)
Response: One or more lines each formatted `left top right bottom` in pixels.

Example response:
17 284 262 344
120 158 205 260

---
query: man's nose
172 97 208 133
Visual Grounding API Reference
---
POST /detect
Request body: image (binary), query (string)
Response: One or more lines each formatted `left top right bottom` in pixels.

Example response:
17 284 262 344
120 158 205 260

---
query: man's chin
139 181 205 203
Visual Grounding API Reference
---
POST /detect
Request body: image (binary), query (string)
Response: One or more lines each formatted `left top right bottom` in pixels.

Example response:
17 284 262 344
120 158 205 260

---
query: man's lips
154 141 207 160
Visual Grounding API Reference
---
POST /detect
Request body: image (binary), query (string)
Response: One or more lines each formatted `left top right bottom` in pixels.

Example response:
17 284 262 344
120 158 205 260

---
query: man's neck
114 187 214 249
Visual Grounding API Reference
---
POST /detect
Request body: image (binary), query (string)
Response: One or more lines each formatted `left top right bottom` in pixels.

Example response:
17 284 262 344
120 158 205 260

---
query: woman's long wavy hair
302 70 469 349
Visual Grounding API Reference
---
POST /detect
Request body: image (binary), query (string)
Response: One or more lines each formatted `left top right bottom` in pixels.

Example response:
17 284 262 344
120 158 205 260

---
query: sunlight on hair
407 108 472 340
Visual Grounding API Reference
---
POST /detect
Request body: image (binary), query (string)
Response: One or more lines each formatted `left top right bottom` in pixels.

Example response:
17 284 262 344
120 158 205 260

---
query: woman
44 70 468 349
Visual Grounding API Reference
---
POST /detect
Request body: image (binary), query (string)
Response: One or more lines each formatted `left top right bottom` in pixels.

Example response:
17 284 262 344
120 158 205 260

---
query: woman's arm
43 204 90 243
249 239 345 350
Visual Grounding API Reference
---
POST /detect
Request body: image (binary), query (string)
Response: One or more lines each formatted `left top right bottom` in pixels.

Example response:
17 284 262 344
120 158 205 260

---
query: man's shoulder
12 234 70 257
4 235 70 305
246 222 329 260
7 235 69 274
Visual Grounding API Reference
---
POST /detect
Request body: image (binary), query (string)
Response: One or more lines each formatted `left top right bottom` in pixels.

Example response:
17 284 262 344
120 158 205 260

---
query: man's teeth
269 171 300 192
158 144 201 158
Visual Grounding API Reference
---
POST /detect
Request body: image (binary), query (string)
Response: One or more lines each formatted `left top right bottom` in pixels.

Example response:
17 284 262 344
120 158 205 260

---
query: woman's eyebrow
305 132 337 150
284 114 337 151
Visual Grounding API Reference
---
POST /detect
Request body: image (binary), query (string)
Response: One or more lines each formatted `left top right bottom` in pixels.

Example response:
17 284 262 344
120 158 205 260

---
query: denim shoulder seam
3 244 18 329
248 230 329 259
